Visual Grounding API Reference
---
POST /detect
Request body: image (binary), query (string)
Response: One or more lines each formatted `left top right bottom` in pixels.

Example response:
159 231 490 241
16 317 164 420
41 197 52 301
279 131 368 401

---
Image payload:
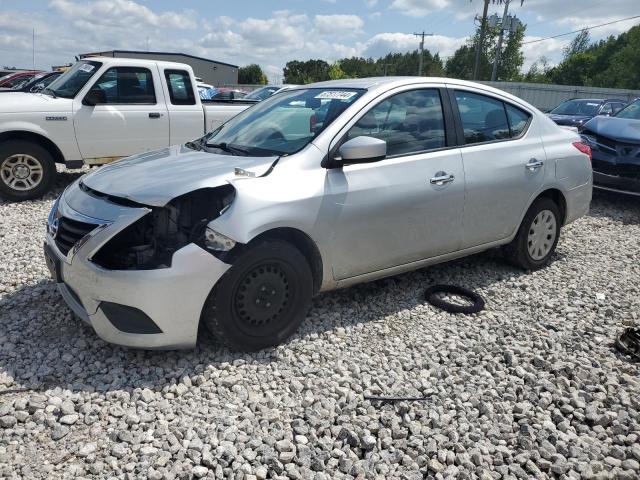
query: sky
0 0 638 82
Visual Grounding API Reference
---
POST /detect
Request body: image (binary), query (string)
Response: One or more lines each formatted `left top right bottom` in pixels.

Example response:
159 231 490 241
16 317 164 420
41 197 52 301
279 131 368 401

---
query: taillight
572 141 592 162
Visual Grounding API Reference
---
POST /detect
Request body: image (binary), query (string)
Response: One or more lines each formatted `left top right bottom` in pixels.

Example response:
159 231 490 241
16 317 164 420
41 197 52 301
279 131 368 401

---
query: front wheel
201 240 313 351
506 197 561 270
0 140 56 201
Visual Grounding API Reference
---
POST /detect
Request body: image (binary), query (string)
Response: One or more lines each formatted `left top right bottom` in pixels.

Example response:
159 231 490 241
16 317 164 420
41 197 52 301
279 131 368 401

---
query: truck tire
201 239 313 351
0 140 56 201
505 197 561 270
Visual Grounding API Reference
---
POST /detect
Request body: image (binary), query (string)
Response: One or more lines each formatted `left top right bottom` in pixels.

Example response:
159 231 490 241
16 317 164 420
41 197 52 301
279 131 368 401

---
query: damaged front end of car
88 183 238 270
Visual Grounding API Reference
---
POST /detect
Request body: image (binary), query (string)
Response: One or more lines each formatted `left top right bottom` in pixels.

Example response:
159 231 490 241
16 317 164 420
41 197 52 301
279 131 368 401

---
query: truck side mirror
83 88 106 106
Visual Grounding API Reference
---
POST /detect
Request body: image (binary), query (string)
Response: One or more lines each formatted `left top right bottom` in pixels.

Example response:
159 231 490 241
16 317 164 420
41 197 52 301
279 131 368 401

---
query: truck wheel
505 197 561 270
201 240 313 351
0 140 56 201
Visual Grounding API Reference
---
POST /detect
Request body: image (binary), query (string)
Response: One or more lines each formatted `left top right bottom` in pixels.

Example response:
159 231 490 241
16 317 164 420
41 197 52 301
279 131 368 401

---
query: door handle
526 158 544 171
430 172 455 186
148 112 162 119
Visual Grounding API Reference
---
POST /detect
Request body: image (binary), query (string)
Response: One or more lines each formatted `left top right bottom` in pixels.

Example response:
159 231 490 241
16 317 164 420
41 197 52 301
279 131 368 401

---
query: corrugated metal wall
481 81 640 111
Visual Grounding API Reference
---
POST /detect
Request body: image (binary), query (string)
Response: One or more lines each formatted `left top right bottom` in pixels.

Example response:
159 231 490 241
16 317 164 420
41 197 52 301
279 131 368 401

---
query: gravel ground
1 169 639 480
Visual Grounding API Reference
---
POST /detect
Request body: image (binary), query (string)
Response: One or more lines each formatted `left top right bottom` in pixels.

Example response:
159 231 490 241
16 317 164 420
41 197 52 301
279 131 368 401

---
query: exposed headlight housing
92 185 235 270
204 228 236 251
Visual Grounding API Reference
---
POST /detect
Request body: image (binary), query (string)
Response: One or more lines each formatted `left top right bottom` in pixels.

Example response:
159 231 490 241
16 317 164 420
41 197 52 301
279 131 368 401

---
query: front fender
0 117 81 161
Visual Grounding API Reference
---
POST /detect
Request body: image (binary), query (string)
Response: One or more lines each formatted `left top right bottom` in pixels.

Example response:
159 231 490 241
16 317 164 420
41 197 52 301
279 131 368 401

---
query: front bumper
45 186 231 349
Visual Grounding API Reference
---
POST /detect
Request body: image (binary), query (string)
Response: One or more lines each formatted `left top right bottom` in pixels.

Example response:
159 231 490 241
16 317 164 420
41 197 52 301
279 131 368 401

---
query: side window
505 103 531 137
165 70 196 105
92 67 156 104
454 91 510 144
347 89 446 156
600 103 613 115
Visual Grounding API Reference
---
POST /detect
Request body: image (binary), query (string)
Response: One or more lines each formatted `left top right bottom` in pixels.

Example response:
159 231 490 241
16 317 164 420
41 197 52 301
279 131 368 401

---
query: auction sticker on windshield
79 64 95 72
315 91 357 100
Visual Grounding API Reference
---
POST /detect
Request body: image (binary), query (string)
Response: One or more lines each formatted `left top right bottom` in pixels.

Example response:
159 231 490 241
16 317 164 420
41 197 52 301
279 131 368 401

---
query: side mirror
334 136 386 166
83 88 106 106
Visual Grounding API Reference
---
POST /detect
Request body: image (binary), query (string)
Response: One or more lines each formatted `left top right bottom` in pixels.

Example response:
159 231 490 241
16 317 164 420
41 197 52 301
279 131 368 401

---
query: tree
283 59 330 84
328 62 349 80
238 64 267 85
523 56 551 83
445 21 525 81
563 29 591 60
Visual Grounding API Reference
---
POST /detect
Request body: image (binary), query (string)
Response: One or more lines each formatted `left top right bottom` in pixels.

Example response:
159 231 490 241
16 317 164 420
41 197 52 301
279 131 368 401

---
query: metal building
79 50 238 86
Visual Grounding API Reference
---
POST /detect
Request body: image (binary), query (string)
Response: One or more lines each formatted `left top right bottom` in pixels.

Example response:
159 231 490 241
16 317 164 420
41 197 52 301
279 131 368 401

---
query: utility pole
491 0 510 81
382 63 393 76
32 28 35 71
413 31 434 76
473 0 490 80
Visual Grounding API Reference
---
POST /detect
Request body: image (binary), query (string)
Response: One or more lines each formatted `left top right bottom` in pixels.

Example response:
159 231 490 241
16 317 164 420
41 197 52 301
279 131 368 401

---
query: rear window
164 70 196 105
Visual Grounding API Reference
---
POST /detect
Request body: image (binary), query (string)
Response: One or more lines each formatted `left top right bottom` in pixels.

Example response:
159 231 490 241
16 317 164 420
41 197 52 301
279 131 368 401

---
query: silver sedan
44 77 593 350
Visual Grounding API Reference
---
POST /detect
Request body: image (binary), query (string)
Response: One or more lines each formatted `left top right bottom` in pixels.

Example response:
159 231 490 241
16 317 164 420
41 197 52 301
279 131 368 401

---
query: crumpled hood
81 144 278 206
546 113 592 125
583 116 640 144
0 92 72 113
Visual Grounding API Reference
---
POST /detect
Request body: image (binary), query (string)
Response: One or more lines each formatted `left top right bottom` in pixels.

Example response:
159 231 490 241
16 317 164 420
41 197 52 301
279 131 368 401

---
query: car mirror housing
83 88 106 106
333 136 386 167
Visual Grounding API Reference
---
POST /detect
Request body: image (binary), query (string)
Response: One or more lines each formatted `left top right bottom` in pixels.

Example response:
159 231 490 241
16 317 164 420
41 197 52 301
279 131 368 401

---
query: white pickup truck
0 57 253 200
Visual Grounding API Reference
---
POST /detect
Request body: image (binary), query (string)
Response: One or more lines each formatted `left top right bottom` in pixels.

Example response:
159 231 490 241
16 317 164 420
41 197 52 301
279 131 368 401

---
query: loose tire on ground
0 140 56 201
506 196 562 270
201 239 313 351
424 284 485 314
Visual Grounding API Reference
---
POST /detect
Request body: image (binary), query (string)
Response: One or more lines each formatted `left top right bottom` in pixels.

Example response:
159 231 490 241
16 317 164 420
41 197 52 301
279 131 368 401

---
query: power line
523 15 640 45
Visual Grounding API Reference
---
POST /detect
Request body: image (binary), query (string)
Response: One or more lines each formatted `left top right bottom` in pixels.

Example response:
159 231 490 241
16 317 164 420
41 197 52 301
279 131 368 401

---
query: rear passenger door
74 66 169 160
162 69 205 145
450 88 546 248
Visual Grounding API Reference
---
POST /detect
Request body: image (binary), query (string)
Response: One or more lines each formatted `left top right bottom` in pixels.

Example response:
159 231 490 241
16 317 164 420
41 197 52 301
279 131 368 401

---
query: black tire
424 284 485 314
506 197 561 270
0 140 56 201
201 240 313 351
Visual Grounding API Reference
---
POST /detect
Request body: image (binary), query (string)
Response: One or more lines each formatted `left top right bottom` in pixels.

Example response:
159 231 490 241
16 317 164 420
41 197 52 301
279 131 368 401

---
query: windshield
551 99 601 116
614 100 640 120
245 86 280 101
45 61 102 98
197 87 365 157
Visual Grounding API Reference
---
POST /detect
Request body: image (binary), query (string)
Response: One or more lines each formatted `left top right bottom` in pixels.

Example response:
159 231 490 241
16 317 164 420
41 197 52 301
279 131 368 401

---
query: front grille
55 217 99 256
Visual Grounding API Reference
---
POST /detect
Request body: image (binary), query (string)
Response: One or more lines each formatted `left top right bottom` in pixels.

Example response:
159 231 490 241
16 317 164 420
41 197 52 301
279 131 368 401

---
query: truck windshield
200 88 365 157
45 61 102 99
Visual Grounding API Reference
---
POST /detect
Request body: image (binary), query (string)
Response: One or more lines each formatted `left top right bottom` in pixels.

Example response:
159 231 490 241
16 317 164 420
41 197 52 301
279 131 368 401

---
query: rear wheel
201 240 313 351
506 197 561 270
0 140 56 201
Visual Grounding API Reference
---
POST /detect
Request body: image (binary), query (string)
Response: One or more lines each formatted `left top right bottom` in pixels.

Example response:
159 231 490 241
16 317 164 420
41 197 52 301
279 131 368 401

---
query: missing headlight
91 185 235 270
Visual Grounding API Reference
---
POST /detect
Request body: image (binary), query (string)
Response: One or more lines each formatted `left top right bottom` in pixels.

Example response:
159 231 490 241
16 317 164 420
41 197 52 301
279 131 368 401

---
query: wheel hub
235 264 289 326
527 209 557 261
1 154 44 191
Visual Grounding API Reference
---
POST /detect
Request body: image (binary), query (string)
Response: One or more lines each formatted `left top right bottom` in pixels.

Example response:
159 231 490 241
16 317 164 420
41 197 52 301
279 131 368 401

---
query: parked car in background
0 70 43 89
244 84 296 101
0 71 62 93
547 98 627 128
43 77 592 350
581 99 640 196
0 58 254 201
210 88 247 100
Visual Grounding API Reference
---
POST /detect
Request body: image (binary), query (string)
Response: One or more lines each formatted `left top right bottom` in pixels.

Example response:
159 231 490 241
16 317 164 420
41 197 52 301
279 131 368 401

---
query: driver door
326 87 466 280
73 66 169 160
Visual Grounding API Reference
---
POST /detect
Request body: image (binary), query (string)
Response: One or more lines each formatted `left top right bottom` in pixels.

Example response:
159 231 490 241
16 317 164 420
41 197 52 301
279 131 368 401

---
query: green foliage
445 22 524 81
563 29 590 60
283 59 330 84
283 50 444 84
238 64 267 85
548 25 640 89
328 62 349 80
